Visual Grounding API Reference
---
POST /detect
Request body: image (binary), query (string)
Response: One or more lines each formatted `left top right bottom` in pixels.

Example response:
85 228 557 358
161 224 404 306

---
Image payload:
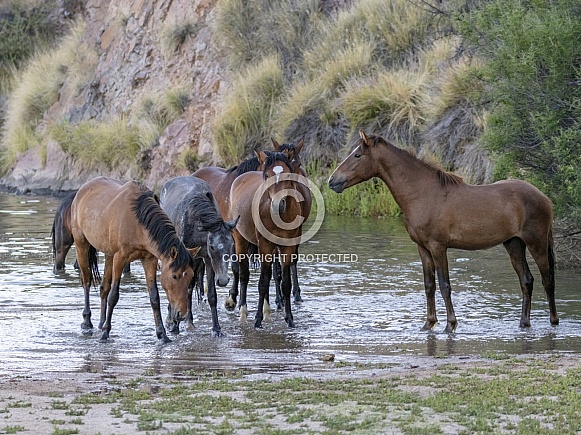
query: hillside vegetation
0 0 580 231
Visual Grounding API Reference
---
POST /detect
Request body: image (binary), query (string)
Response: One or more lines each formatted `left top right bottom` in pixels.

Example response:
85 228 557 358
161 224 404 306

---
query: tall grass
212 55 284 165
160 19 199 54
1 20 96 172
49 117 141 171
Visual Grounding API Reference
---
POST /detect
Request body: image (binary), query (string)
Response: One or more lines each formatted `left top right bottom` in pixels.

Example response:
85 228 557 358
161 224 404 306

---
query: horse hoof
421 321 436 331
81 322 93 330
254 319 263 328
286 318 296 328
240 306 248 322
162 336 172 344
443 323 457 334
99 332 109 342
212 329 223 337
551 317 559 326
224 297 236 311
294 294 303 303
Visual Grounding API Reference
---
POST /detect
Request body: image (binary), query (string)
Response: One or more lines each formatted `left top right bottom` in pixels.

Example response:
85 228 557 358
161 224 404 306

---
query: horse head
206 214 239 287
256 150 300 216
159 244 196 323
329 130 379 193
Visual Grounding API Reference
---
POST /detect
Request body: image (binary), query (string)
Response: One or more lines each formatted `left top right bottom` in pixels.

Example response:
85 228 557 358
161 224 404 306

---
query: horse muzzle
169 307 187 323
216 275 230 287
328 176 346 193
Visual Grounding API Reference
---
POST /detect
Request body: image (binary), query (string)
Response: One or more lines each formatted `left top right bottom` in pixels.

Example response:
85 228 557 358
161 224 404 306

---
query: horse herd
51 131 559 343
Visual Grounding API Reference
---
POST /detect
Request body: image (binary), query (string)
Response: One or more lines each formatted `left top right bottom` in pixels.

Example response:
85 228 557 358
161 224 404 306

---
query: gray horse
160 176 239 336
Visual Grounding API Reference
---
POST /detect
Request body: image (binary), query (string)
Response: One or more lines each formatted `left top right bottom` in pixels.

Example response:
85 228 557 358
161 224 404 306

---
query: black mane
133 185 192 271
184 191 225 233
262 152 292 178
227 155 262 176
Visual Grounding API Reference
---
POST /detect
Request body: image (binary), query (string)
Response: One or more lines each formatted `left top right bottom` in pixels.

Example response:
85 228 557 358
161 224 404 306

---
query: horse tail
88 245 101 285
50 218 57 261
548 224 555 282
249 243 260 270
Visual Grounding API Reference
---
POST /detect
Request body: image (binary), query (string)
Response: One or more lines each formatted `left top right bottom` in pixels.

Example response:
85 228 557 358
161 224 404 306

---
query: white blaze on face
273 165 284 183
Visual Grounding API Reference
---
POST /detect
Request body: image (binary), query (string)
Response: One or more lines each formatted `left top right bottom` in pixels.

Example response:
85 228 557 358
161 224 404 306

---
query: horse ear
255 150 269 164
226 215 240 231
295 137 305 155
292 160 302 174
170 245 178 259
271 138 280 151
188 246 201 258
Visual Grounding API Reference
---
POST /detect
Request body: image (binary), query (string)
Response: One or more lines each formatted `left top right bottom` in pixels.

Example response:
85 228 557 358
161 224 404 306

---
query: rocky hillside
1 0 226 193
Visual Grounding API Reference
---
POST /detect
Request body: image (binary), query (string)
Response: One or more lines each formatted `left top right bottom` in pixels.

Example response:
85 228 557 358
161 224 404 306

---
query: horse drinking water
328 131 558 332
70 177 196 342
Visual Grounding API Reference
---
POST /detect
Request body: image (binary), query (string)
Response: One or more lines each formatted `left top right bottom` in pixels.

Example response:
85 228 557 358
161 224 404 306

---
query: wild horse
194 139 309 308
51 191 76 272
51 191 130 275
227 151 304 328
160 176 239 336
70 176 196 342
329 131 558 332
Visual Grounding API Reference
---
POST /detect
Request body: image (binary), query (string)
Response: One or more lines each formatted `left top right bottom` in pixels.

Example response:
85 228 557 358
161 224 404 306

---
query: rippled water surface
0 193 580 379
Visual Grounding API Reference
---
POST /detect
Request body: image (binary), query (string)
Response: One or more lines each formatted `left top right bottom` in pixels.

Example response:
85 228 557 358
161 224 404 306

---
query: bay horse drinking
160 176 239 336
328 131 558 332
226 151 304 328
70 177 196 342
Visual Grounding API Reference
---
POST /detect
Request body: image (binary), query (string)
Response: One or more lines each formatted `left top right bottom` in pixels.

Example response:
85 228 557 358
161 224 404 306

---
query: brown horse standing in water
227 151 303 328
329 131 558 332
70 177 196 342
194 139 310 306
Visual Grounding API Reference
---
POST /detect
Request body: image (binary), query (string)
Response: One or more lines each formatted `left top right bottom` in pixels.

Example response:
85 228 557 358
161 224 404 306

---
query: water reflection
0 193 580 379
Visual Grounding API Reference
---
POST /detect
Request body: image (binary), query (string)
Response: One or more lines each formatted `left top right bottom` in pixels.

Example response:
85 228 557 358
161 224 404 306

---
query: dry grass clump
1 20 96 172
49 117 141 171
160 19 199 54
213 55 284 165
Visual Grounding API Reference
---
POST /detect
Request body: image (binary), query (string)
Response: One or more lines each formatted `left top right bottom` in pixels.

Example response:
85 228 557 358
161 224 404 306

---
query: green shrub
459 0 581 221
0 0 60 93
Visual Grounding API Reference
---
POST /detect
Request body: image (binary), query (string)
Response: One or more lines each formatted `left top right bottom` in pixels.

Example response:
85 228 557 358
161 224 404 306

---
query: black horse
160 176 239 336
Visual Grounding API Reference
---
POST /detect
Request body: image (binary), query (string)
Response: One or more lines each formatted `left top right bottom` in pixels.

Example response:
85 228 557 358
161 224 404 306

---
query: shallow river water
0 193 580 379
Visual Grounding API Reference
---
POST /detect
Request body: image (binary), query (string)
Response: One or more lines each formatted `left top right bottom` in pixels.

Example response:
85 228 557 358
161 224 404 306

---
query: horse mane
227 155 263 176
132 184 192 271
276 143 299 161
184 191 225 233
262 151 291 178
371 135 464 187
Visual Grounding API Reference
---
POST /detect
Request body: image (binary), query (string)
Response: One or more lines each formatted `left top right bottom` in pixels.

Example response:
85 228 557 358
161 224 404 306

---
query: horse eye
172 274 177 280
354 153 361 158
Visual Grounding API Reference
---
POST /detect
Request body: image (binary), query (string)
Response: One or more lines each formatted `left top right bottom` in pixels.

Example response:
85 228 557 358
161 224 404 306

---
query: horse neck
373 142 440 213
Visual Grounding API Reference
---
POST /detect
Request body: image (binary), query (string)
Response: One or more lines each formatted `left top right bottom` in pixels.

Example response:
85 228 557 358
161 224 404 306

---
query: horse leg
238 256 250 321
255 260 272 328
273 259 283 310
100 256 125 342
74 240 93 331
431 246 457 333
525 234 559 326
225 260 239 310
418 245 437 330
291 256 302 303
503 237 535 327
205 260 222 336
198 259 206 303
142 256 171 343
280 249 295 328
98 255 113 330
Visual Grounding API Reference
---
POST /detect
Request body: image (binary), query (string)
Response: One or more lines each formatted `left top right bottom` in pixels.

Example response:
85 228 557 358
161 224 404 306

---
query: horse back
71 177 147 255
193 167 232 220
